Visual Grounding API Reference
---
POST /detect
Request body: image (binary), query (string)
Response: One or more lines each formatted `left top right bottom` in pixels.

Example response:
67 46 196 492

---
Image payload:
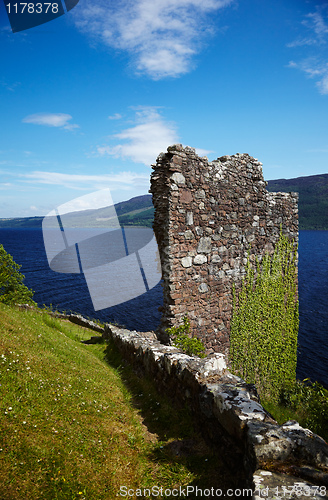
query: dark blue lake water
0 228 327 387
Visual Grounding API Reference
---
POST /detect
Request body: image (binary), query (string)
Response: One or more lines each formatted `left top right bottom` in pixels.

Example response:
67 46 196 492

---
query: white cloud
22 113 79 130
2 169 152 213
19 170 150 191
108 113 122 120
73 0 234 79
288 9 328 48
195 147 213 157
288 58 328 95
288 6 328 94
304 11 328 41
317 72 328 94
97 107 179 165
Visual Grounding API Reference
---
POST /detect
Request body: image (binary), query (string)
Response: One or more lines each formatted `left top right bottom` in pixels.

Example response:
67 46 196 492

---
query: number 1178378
5 3 59 14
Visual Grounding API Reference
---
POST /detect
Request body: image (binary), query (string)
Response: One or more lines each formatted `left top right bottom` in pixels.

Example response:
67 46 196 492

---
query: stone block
186 212 193 225
181 256 192 268
197 237 212 253
184 230 194 240
171 172 186 184
194 254 207 265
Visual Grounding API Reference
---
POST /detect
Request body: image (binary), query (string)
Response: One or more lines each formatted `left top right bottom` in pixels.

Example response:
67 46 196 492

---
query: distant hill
0 216 44 228
114 194 154 227
0 174 327 230
267 173 328 230
0 194 154 229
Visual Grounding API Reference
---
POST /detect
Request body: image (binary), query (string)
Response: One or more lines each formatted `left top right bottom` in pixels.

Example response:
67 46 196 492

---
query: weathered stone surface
186 211 193 225
31 307 326 494
211 254 221 264
180 189 193 203
197 237 212 253
194 254 207 265
67 314 104 333
253 470 327 499
101 323 328 493
171 172 185 185
247 420 328 469
181 256 192 268
184 230 194 240
150 145 298 357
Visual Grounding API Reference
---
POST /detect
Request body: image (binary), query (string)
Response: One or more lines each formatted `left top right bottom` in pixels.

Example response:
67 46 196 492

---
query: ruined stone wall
27 304 327 493
150 144 298 357
101 323 328 495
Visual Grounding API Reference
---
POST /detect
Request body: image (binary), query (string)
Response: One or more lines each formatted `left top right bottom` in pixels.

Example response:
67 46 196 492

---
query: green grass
262 380 328 443
0 303 233 499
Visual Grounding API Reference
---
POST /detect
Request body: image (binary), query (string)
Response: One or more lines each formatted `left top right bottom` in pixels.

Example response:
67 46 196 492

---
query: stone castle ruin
59 156 327 490
150 144 298 357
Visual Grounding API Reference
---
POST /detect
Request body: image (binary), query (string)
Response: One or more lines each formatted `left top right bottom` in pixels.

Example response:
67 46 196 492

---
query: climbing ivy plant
166 316 206 358
230 232 299 403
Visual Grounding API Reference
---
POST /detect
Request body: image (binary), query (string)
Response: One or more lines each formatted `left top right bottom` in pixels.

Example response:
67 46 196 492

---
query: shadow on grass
103 340 246 495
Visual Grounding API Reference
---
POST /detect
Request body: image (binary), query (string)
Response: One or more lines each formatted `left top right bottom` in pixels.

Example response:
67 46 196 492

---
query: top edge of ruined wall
154 143 264 166
153 144 299 202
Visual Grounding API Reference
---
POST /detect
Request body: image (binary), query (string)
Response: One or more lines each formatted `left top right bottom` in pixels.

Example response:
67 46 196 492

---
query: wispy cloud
288 58 328 94
22 113 79 130
288 6 328 94
0 183 13 190
97 106 178 165
287 10 328 48
303 10 328 41
72 0 233 79
1 167 151 214
19 170 150 191
195 147 213 157
108 113 122 120
0 79 21 92
305 147 328 153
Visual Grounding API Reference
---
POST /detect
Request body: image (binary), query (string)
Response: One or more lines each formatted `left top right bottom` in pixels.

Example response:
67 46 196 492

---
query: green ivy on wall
230 232 299 403
166 316 206 358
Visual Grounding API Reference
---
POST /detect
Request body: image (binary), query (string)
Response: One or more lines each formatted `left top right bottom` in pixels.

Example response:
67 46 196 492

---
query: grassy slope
0 304 233 500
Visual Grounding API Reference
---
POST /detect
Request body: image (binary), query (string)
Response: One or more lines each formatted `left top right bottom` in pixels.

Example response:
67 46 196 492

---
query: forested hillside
1 173 327 230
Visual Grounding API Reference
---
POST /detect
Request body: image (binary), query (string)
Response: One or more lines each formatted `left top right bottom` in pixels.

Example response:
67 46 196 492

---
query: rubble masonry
150 144 298 357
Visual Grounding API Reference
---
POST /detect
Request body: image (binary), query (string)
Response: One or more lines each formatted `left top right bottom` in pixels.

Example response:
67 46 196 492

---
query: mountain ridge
266 173 328 230
0 173 327 230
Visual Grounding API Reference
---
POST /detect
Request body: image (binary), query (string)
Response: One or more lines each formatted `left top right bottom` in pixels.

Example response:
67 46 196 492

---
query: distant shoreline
1 170 328 230
0 220 327 230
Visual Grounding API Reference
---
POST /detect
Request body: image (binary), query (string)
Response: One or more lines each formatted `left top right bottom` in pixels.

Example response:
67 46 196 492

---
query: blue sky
0 0 328 217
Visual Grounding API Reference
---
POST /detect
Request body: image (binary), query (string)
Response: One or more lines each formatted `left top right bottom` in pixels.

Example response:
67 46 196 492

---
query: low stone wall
18 305 328 496
101 324 328 498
